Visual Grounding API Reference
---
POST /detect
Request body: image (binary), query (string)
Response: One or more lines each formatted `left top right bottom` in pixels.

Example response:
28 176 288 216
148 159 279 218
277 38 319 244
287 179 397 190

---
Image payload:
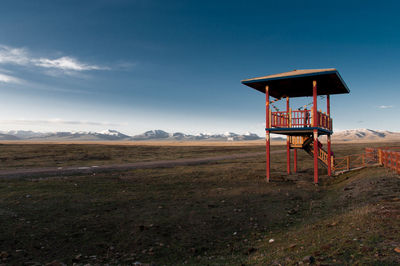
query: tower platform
242 68 350 184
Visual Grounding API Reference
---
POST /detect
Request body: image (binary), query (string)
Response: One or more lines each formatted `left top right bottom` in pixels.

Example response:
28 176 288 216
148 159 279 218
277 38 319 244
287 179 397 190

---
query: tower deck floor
265 127 332 136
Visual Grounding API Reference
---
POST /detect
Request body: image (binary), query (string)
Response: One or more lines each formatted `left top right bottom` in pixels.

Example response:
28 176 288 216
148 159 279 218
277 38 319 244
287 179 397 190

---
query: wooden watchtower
242 69 350 184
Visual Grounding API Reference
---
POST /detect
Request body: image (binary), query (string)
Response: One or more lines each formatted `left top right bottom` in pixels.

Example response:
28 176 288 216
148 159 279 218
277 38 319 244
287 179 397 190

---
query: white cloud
0 118 122 126
377 105 394 109
0 44 107 72
0 73 22 83
33 56 108 71
0 45 30 65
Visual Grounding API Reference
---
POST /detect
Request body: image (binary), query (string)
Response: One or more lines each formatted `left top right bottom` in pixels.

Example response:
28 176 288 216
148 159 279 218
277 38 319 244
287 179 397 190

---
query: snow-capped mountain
0 129 131 141
0 129 262 141
95 129 131 140
333 129 400 141
131 130 263 141
1 128 397 142
132 130 171 140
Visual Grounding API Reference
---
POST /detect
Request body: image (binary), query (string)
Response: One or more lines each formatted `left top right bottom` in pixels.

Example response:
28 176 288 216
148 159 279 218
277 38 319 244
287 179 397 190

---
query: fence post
269 109 272 128
346 156 350 170
385 151 388 167
362 154 365 166
378 149 382 165
391 151 395 171
397 152 400 174
319 110 322 126
311 107 314 126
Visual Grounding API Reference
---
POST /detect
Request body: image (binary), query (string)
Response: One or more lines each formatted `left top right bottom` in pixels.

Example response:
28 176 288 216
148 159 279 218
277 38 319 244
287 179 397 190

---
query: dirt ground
0 143 271 170
0 143 399 265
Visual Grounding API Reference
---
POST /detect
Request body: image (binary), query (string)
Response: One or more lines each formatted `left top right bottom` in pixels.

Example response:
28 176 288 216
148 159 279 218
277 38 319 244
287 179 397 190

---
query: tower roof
241 68 350 98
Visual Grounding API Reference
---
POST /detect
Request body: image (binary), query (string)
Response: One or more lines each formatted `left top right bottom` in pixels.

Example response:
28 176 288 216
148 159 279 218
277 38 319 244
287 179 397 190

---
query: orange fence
335 147 400 174
379 147 400 174
332 147 389 173
333 153 367 172
365 147 377 162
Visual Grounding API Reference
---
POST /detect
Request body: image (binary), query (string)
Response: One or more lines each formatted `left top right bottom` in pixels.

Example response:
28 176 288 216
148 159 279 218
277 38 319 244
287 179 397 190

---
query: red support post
327 95 332 176
313 80 319 184
293 149 297 173
327 135 332 176
286 139 290 174
286 97 290 175
266 85 270 182
397 152 400 174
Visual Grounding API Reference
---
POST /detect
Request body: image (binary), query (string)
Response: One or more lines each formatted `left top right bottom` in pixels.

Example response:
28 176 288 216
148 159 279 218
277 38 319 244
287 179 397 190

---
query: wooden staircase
289 136 333 168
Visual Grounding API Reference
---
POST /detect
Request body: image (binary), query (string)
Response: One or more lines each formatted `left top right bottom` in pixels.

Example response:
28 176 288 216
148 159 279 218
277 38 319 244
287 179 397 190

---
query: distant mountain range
0 129 132 141
0 129 264 141
332 129 400 142
0 128 398 142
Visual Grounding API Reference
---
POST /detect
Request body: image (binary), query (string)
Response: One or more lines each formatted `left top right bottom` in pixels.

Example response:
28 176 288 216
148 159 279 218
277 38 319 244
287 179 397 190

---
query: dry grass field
0 142 399 265
0 143 269 170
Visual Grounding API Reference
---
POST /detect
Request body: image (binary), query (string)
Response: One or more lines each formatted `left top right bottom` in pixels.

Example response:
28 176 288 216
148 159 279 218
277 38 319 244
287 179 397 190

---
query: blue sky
0 0 399 136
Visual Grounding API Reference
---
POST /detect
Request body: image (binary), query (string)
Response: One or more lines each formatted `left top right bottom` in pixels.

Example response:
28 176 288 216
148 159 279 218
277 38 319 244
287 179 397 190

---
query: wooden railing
365 148 379 164
291 110 311 127
379 148 400 174
333 154 366 172
333 147 400 174
317 111 332 131
269 109 332 131
318 148 331 166
300 138 333 168
289 136 309 148
271 111 289 127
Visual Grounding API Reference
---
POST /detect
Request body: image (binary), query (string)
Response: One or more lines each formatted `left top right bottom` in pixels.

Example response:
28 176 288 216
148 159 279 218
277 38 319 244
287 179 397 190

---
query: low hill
333 129 400 142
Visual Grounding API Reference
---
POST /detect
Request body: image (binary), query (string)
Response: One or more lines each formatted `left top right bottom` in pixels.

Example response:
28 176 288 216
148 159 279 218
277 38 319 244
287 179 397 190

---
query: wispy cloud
0 118 123 126
0 44 108 73
0 45 30 65
33 56 108 71
0 73 22 83
377 105 394 109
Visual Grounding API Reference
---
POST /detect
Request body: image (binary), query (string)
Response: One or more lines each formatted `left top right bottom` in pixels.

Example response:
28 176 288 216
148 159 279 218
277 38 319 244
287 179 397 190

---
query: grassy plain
0 142 399 265
0 142 270 170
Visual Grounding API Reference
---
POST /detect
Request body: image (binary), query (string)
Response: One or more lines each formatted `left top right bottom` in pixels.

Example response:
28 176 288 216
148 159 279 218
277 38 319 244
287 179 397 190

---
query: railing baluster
270 110 330 129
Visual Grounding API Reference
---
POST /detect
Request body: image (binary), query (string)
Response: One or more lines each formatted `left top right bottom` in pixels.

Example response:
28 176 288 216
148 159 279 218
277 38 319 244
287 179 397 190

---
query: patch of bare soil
0 151 399 265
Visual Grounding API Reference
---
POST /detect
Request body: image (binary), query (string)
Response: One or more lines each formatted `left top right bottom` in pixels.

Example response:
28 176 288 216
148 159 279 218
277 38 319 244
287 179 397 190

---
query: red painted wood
327 135 332 176
266 85 270 182
327 94 330 115
313 81 318 184
293 149 297 173
270 110 324 128
266 136 270 182
313 81 318 127
314 130 319 184
287 138 290 174
286 97 290 174
327 95 332 176
397 152 400 174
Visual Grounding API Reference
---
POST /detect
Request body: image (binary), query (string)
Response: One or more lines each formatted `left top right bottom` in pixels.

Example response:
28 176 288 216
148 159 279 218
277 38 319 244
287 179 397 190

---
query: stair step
289 135 334 169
